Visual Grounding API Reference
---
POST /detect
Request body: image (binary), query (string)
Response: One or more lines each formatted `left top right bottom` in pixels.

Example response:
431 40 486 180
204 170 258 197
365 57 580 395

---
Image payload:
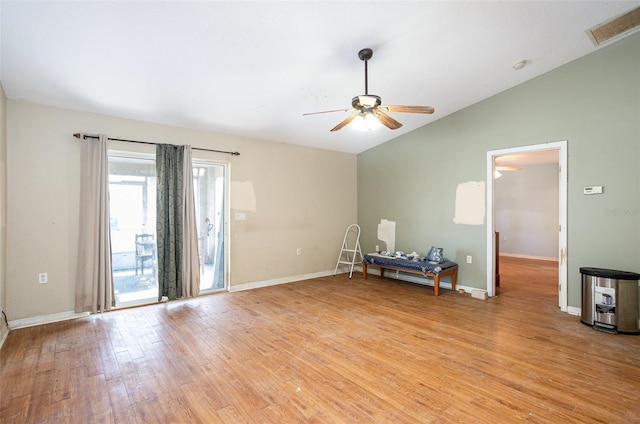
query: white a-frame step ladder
334 224 363 279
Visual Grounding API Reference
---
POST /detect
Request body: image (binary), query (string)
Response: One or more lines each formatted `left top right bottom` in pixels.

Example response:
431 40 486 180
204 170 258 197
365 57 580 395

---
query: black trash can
581 267 640 334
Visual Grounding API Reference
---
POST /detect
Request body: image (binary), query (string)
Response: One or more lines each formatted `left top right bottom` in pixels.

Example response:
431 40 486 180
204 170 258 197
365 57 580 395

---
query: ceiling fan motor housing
352 95 381 109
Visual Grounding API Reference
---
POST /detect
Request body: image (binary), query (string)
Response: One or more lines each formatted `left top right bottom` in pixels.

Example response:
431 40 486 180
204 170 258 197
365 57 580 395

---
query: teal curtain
156 144 185 300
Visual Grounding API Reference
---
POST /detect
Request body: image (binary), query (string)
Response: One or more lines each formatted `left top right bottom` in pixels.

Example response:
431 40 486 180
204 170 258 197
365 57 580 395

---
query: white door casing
486 141 568 311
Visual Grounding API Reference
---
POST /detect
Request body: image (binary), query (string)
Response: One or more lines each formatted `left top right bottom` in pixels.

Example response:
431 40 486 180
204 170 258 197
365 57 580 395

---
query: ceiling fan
303 48 435 132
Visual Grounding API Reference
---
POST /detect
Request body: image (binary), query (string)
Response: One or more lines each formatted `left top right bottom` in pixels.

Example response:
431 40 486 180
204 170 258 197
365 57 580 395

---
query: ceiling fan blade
375 111 403 130
330 113 358 132
384 105 435 114
303 108 353 116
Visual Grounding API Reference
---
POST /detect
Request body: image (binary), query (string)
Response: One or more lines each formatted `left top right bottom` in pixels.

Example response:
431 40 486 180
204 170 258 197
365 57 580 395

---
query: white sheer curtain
75 134 114 313
182 146 200 297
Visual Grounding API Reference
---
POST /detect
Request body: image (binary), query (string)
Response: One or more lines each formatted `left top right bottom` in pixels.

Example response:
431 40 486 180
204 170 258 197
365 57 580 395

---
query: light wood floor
2 257 640 423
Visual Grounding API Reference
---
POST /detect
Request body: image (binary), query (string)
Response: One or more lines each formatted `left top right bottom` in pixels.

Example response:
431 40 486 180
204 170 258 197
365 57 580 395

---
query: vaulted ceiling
2 1 638 154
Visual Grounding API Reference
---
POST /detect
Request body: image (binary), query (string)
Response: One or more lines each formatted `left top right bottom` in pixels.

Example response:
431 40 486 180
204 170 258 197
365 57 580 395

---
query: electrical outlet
235 212 246 221
375 245 380 252
39 273 48 284
296 248 301 256
466 255 472 264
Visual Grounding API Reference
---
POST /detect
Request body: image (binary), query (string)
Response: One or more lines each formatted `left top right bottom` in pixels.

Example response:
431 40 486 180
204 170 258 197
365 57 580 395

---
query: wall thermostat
584 186 603 195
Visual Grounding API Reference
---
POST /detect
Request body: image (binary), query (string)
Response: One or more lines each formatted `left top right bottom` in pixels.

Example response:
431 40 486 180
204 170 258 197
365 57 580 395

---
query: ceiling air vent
587 6 640 46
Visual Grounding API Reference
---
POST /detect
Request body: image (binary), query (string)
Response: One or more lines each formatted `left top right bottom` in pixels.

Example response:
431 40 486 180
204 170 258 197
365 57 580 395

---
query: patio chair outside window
135 233 155 275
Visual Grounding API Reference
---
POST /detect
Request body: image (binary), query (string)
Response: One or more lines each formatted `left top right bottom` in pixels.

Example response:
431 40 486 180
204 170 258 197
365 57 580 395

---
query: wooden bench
362 254 458 296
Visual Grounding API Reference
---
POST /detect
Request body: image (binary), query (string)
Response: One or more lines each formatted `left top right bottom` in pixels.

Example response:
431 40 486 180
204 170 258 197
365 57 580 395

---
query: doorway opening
486 141 568 311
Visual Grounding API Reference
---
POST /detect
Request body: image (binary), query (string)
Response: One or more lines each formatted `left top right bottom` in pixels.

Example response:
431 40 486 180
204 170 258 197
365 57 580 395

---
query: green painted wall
358 32 640 308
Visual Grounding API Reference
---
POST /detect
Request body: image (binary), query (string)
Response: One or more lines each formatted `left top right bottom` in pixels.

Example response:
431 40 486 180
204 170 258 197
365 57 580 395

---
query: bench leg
451 269 457 292
362 263 367 279
434 275 440 296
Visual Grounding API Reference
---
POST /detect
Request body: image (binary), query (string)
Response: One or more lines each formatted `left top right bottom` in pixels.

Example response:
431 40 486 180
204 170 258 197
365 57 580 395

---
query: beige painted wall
358 32 640 308
6 101 356 321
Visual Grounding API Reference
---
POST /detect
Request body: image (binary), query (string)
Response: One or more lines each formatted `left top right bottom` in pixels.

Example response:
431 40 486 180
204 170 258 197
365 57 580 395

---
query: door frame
485 140 568 311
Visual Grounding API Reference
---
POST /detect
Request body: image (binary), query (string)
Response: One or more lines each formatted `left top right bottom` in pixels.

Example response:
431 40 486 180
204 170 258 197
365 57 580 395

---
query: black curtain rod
73 133 240 156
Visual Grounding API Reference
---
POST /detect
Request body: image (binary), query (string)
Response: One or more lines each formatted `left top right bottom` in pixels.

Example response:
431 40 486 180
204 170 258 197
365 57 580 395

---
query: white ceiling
2 1 639 154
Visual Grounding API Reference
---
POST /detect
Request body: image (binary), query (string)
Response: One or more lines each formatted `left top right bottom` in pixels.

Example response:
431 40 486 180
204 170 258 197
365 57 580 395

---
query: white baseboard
567 306 581 316
230 267 474 295
230 269 338 292
0 313 9 350
500 253 558 262
8 310 90 330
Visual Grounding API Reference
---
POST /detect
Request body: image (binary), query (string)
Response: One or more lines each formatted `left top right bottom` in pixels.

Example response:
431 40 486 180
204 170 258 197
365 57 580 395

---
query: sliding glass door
108 155 158 307
193 161 226 292
107 153 227 307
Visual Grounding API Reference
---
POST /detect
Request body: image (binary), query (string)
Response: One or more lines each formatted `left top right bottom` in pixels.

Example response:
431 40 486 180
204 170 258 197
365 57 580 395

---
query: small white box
471 289 488 300
583 186 603 195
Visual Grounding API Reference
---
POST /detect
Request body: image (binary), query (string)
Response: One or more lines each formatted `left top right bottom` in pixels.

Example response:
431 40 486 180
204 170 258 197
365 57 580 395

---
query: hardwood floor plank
105 376 139 424
8 348 38 399
0 394 30 424
67 366 93 423
45 399 72 424
131 398 165 424
115 350 147 405
51 350 71 403
25 370 53 423
183 363 231 410
34 330 57 374
96 336 121 382
204 354 270 416
179 381 228 423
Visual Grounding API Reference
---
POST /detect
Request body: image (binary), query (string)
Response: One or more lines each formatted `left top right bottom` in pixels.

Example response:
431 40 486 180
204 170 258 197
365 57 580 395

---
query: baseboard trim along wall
230 269 338 292
567 306 581 316
8 310 90 330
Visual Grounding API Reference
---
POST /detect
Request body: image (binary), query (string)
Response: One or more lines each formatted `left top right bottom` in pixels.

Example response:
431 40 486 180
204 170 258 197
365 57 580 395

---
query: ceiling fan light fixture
352 111 382 131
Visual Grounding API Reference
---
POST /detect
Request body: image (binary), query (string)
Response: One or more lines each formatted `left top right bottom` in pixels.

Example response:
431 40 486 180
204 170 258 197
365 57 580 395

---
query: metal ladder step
334 224 363 279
